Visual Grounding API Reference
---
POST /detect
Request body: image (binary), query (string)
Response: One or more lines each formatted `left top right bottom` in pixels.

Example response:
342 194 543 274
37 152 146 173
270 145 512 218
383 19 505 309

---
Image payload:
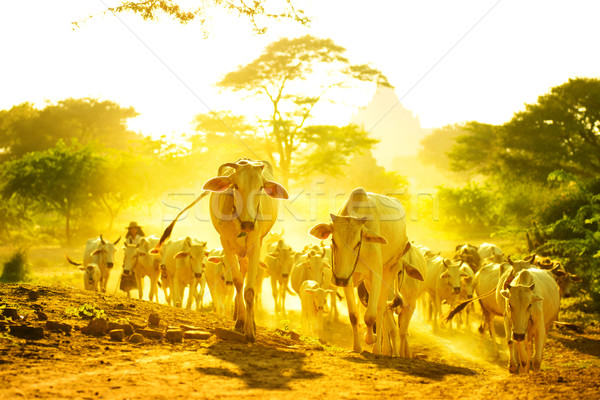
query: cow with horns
152 159 288 342
66 235 121 293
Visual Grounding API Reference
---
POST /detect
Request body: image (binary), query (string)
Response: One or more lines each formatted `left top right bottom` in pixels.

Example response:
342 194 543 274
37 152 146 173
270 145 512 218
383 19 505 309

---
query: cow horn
220 162 239 170
113 236 121 245
507 255 514 266
100 234 106 244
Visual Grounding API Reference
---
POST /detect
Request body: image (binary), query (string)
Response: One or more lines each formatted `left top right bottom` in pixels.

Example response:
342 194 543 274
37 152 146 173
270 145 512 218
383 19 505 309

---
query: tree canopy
217 35 391 186
82 0 310 34
0 98 139 162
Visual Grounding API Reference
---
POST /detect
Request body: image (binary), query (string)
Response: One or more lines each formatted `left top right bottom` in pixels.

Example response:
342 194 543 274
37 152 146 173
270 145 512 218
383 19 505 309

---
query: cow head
500 278 543 341
79 264 98 284
536 257 582 298
305 285 334 312
265 240 295 279
454 244 481 270
309 214 387 287
441 259 473 295
175 237 208 279
122 237 154 275
203 160 288 232
91 235 120 269
304 249 329 282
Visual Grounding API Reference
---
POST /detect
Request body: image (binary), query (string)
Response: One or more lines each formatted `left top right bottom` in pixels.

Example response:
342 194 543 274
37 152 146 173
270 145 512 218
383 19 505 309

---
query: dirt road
1 283 599 399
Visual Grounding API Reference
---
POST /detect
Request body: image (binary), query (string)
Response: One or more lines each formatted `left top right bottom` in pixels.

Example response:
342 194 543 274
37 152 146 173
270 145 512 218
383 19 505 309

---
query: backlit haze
1 0 599 162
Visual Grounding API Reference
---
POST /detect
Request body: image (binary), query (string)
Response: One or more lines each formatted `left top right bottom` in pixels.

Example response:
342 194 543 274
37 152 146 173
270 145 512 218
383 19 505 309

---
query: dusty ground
1 283 599 400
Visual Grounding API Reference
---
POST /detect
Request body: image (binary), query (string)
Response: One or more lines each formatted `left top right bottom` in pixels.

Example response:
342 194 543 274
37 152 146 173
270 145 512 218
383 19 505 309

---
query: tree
0 141 104 242
218 35 391 187
0 98 139 162
419 124 466 173
446 122 499 178
81 0 310 34
499 78 600 182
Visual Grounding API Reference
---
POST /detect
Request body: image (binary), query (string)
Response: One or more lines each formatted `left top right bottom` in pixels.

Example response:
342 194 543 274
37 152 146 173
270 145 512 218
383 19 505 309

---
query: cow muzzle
512 332 526 342
122 270 131 276
334 277 349 287
107 262 114 269
282 273 289 279
453 287 461 294
240 221 255 232
194 273 203 279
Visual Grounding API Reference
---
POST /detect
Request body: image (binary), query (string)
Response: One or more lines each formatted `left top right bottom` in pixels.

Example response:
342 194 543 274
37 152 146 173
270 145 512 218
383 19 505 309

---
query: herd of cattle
65 158 582 374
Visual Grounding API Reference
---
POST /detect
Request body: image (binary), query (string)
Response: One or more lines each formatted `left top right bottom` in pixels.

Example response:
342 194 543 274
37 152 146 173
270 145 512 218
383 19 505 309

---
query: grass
0 249 31 283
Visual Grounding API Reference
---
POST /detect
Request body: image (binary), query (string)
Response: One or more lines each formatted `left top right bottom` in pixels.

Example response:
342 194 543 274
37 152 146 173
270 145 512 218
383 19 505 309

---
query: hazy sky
1 0 599 144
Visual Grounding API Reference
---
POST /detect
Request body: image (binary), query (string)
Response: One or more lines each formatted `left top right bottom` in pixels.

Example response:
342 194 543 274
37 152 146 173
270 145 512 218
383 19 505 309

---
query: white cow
201 159 288 342
478 243 504 263
310 188 423 356
161 237 208 309
204 250 235 316
299 280 333 339
499 267 560 373
423 257 474 331
79 264 101 292
66 235 120 293
121 235 161 302
290 248 338 321
263 240 296 315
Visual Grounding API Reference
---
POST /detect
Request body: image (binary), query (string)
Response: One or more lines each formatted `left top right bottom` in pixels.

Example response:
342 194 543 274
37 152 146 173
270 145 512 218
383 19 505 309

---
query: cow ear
460 265 474 278
551 267 567 277
263 180 289 199
402 241 412 256
500 289 510 299
78 266 86 271
91 249 103 256
259 261 269 270
440 271 450 279
310 223 332 240
208 256 222 264
203 176 232 192
174 251 189 259
404 264 424 281
570 274 583 282
528 283 535 291
362 228 387 244
532 294 544 302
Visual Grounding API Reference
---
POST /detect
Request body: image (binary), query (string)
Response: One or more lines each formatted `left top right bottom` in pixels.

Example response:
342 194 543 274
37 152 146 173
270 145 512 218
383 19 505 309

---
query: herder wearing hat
125 221 145 245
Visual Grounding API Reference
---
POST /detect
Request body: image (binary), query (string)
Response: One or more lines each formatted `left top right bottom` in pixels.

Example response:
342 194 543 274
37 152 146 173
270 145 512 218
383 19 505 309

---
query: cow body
122 235 161 301
203 159 288 342
204 252 235 316
82 236 120 293
424 257 474 331
80 264 101 292
478 243 504 263
161 237 207 309
454 243 481 273
263 240 295 315
310 188 418 356
498 268 560 373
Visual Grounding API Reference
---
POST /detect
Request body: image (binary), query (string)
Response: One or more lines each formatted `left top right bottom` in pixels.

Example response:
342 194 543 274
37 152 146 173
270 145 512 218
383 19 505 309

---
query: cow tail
444 287 496 323
65 255 82 266
153 191 210 252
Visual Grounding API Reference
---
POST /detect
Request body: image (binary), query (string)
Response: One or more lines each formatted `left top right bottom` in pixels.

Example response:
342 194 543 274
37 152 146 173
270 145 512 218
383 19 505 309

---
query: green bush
0 249 31 283
437 183 498 234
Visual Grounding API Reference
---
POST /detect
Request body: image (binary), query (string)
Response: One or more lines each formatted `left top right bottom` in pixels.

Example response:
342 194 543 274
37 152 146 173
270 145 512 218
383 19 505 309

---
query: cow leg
243 239 260 343
532 325 545 372
365 268 382 349
222 244 244 331
270 277 279 314
137 275 144 300
398 300 416 358
504 313 518 373
281 277 289 315
343 281 362 353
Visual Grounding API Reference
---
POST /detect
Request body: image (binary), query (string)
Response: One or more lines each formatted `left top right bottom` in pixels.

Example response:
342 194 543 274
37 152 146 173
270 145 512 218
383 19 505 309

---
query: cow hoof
508 364 519 374
234 319 245 332
364 332 376 345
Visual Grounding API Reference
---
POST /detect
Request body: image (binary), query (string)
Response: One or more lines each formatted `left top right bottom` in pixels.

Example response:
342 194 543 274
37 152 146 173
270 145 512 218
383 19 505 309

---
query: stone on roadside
81 318 108 336
183 330 212 340
128 333 144 344
215 328 247 343
27 291 40 301
109 329 125 342
148 313 160 326
45 321 72 333
136 329 163 340
2 308 20 321
107 322 133 337
165 329 184 343
9 325 44 340
35 311 48 321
